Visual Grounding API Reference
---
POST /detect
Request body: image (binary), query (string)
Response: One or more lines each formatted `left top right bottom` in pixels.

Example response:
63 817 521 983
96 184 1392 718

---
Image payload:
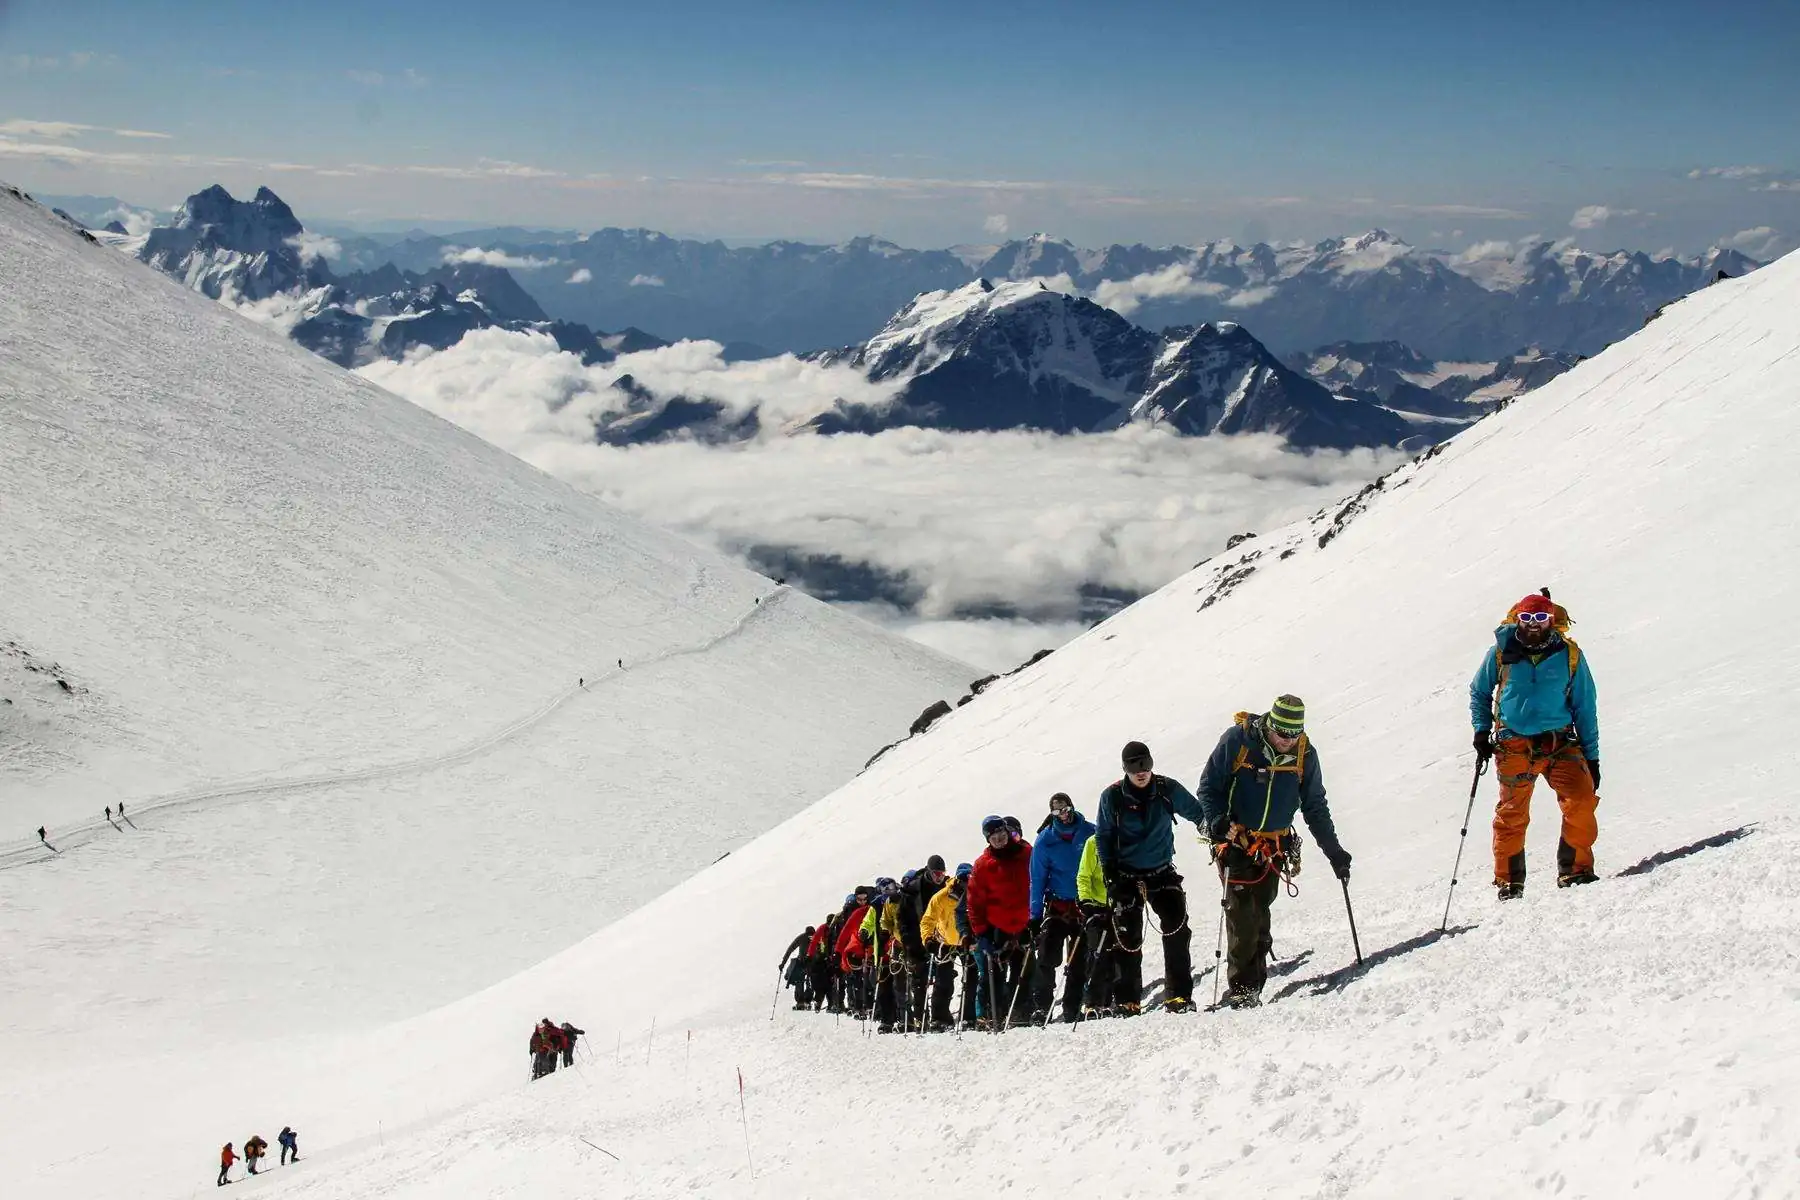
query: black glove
1206 816 1230 842
1325 845 1352 882
1587 758 1601 790
1473 730 1494 762
1026 917 1041 941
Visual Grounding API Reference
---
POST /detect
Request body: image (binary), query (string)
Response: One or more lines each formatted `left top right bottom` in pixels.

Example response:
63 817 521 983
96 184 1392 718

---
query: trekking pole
1440 758 1489 932
1341 879 1364 966
768 965 782 1022
1212 870 1228 1007
1003 939 1035 1031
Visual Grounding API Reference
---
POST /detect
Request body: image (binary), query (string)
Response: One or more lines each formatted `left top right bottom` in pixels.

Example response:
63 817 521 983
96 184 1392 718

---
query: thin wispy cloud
0 118 170 140
757 171 1064 195
1687 166 1771 181
567 267 593 284
983 214 1010 236
628 274 665 287
1570 204 1640 230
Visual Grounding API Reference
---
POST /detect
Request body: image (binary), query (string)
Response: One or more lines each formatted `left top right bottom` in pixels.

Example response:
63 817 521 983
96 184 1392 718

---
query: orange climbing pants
1492 731 1598 883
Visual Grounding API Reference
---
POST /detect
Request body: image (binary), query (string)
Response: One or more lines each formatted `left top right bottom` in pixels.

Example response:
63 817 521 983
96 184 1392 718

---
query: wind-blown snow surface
0 185 974 1117
10 197 1800 1195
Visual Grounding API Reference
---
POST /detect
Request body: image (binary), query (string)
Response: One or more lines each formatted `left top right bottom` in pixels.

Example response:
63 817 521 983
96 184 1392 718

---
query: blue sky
2 0 1796 252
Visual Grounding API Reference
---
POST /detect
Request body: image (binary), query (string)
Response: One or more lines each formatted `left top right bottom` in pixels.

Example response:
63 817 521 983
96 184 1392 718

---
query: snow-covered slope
8 196 1797 1197
0 184 974 1089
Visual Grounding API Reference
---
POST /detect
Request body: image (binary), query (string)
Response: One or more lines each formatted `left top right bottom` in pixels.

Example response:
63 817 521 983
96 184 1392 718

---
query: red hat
1516 593 1555 614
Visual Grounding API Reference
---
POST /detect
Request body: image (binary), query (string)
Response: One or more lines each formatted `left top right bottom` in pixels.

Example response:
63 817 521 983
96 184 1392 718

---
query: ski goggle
1051 798 1074 814
1517 611 1553 626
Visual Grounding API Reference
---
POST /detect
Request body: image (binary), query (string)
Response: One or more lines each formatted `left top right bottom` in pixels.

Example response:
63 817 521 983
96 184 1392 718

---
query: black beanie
926 854 946 873
1122 741 1153 772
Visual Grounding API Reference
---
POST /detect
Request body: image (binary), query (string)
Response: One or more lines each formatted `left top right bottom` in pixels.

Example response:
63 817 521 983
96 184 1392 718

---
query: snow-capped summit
1136 322 1418 448
138 183 327 303
797 283 1422 448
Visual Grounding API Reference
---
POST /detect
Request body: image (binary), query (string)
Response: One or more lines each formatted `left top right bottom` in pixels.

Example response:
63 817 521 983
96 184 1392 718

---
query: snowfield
0 183 971 1121
5 175 1800 1200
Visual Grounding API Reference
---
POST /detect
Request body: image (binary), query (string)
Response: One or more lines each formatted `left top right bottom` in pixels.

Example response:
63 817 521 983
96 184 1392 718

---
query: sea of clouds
360 330 1401 669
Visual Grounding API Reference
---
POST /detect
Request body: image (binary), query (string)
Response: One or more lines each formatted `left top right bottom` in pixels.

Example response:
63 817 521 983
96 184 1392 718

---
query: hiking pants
810 958 832 1010
561 1044 576 1068
1220 850 1281 994
1114 866 1192 1004
218 1166 230 1187
1032 910 1087 1020
979 939 1030 1024
1493 732 1599 883
929 952 957 1025
1080 905 1121 1008
874 959 900 1025
281 1144 296 1166
904 951 929 1028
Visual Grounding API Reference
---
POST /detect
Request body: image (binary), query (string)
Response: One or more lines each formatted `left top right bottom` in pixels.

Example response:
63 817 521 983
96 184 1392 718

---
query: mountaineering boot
876 1022 896 1034
1163 996 1196 1014
1080 1005 1102 1021
1117 1002 1143 1018
1496 881 1525 901
1557 869 1599 888
1223 986 1262 1009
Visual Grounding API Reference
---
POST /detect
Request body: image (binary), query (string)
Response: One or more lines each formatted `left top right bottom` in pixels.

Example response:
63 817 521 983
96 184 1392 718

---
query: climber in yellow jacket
920 863 973 1031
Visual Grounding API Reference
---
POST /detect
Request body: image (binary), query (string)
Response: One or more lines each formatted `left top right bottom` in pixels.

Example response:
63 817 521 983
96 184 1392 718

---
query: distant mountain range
296 223 1755 362
91 184 1734 452
106 186 664 369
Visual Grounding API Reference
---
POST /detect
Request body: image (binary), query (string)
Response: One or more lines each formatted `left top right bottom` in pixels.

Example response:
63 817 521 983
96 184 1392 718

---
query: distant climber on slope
278 1126 300 1165
217 1142 235 1187
243 1134 268 1175
860 878 905 1031
1471 591 1600 897
1095 742 1207 1014
1198 696 1351 1009
559 1020 585 1068
967 814 1033 1028
1028 793 1095 1024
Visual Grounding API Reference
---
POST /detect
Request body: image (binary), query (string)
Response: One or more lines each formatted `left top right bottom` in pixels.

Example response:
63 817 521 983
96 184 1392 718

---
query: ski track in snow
0 582 788 871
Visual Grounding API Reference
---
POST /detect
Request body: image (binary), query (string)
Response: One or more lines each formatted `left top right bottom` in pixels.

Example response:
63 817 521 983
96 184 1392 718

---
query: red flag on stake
737 1067 755 1177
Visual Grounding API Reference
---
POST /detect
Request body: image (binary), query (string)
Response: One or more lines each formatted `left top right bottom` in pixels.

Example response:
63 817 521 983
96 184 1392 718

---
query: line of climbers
216 1128 298 1186
780 590 1605 1022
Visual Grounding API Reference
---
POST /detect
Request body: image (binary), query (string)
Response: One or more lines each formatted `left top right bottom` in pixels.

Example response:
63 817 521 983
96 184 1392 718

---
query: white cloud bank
1092 261 1228 316
567 267 593 284
1720 226 1792 260
441 246 559 270
358 330 1402 664
286 231 341 265
629 273 665 287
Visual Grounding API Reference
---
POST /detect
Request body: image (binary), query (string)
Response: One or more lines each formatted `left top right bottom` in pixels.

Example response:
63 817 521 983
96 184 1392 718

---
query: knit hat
955 862 973 879
1268 694 1305 735
1121 741 1153 772
926 854 946 873
1516 593 1555 615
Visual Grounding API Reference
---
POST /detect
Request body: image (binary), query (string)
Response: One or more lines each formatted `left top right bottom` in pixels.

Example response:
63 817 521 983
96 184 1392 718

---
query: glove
1473 730 1494 762
1587 758 1601 790
1026 917 1041 941
1206 816 1230 842
1325 845 1352 882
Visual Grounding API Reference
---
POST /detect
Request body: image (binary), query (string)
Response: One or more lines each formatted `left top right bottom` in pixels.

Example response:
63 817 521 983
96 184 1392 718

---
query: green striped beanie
1268 694 1305 734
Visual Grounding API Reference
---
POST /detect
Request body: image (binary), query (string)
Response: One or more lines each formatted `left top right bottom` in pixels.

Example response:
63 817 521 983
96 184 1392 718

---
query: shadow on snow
1615 825 1757 878
1271 924 1477 1002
